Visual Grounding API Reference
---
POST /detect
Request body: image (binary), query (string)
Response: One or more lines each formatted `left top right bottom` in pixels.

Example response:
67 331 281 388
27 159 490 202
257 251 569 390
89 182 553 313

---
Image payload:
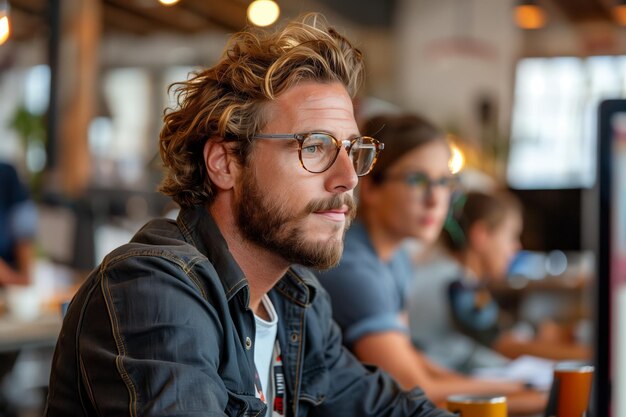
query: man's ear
203 139 240 191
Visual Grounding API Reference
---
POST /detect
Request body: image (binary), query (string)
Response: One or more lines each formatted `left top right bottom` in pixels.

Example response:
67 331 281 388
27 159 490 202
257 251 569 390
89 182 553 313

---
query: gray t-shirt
316 221 412 348
407 255 508 371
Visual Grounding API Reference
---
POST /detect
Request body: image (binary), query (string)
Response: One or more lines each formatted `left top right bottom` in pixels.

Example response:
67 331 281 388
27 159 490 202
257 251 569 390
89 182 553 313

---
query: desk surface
0 314 62 353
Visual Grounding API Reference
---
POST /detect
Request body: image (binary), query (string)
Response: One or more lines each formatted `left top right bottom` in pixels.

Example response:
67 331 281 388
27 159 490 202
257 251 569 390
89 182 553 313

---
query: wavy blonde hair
159 13 365 208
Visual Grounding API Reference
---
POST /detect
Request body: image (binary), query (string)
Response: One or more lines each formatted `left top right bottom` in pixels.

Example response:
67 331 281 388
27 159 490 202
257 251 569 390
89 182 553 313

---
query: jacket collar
177 205 317 306
273 265 318 307
177 205 248 302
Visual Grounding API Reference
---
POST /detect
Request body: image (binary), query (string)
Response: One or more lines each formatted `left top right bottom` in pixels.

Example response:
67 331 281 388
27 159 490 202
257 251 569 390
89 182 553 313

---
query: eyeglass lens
405 173 457 190
301 133 378 176
350 139 377 176
300 133 337 173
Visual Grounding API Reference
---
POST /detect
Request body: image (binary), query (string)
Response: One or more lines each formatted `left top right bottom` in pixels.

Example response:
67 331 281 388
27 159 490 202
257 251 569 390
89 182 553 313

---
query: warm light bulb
448 143 465 175
514 4 547 29
159 0 180 6
614 5 626 26
0 16 9 45
247 0 280 27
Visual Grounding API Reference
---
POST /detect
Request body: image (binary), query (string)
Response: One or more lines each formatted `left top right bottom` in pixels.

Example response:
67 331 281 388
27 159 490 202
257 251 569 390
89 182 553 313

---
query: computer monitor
596 99 626 417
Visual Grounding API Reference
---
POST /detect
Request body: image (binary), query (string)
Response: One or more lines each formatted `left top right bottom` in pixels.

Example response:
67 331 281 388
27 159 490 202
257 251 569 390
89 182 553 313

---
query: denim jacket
45 205 451 417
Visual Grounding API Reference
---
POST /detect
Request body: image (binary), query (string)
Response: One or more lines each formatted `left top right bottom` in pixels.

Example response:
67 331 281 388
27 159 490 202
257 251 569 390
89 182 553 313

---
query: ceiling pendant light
613 0 626 26
247 0 280 27
159 0 180 6
514 0 547 30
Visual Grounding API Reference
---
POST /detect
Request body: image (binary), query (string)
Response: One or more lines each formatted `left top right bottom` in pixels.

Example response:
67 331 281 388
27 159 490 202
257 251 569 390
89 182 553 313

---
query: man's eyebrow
303 130 362 139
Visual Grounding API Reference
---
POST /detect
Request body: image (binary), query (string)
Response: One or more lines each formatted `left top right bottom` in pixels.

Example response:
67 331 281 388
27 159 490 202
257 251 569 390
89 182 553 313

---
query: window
508 56 626 189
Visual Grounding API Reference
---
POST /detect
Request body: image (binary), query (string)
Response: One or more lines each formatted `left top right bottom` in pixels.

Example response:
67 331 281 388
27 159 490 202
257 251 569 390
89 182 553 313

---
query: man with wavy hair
45 14 451 417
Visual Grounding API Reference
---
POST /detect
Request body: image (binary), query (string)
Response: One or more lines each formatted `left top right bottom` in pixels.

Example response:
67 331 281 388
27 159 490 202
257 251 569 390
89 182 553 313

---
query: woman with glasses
316 114 546 414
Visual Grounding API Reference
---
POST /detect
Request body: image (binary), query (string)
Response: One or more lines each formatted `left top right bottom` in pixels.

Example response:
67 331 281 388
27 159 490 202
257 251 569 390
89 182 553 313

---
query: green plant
8 104 47 196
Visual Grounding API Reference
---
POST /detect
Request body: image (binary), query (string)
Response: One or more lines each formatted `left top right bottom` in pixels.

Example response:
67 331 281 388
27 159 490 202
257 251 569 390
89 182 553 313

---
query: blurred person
316 114 546 414
0 161 38 417
438 190 591 361
45 14 452 417
0 161 36 286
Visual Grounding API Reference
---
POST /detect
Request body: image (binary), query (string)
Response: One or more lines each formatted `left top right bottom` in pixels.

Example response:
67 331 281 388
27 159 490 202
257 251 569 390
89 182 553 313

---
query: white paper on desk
471 355 555 390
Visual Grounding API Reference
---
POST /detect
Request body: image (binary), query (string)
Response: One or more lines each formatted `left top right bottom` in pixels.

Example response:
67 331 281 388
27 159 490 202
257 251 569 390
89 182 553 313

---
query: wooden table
0 314 62 354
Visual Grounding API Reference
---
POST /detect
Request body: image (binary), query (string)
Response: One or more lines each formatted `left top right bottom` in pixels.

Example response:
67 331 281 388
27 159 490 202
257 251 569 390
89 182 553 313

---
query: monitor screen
596 99 626 417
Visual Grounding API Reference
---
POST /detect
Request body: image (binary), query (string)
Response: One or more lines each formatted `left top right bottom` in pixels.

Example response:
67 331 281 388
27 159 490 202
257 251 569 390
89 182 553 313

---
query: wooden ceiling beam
104 0 211 33
548 0 613 23
102 6 154 36
178 0 248 32
7 0 46 13
5 6 46 41
6 0 46 18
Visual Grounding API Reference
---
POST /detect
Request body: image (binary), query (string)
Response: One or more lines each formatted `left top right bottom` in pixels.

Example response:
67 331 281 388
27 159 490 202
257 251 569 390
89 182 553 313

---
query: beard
235 169 356 270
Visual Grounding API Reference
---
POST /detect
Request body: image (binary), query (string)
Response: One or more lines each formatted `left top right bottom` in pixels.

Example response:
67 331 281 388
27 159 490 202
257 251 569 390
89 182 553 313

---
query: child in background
440 190 591 361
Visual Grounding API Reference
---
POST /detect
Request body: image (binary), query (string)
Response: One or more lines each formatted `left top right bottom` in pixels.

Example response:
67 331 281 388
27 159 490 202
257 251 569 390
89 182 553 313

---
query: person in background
45 14 452 417
439 190 591 361
316 114 546 414
0 161 38 417
0 161 37 286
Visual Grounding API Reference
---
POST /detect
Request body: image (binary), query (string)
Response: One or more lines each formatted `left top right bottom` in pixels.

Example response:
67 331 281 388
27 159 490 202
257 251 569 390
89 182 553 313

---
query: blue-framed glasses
251 132 384 176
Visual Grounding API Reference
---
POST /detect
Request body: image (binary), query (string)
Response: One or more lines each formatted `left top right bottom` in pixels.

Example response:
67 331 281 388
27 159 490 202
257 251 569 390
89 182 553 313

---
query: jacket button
245 337 252 350
290 333 299 343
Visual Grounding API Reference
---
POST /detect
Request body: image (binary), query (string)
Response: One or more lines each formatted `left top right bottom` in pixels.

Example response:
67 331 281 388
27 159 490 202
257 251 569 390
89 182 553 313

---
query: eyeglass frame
251 132 384 176
381 171 459 196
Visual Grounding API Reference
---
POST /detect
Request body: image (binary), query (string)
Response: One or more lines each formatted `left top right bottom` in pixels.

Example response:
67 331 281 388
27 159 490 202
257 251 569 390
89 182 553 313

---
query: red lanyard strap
253 341 286 416
272 343 285 415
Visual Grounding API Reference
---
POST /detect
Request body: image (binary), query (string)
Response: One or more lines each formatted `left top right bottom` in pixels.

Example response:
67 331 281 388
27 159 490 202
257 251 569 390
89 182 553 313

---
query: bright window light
507 56 626 189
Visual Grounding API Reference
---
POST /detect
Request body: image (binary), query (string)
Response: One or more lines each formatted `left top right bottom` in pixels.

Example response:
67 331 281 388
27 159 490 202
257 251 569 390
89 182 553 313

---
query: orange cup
446 395 507 417
546 361 594 417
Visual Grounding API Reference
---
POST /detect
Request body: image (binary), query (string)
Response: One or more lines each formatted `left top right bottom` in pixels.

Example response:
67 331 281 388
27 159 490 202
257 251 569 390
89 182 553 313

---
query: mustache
306 194 356 219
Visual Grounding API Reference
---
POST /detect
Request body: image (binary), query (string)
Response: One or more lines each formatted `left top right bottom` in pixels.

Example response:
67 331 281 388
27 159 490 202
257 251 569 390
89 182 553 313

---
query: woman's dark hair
360 113 446 184
442 190 522 252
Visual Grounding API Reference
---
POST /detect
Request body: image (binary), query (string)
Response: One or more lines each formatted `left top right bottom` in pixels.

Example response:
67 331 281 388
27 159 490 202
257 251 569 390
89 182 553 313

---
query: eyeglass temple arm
253 134 383 151
251 134 301 140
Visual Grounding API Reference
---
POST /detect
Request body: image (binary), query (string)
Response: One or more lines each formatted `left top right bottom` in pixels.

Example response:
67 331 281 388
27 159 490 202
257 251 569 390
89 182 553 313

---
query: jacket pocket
299 365 329 406
226 391 266 417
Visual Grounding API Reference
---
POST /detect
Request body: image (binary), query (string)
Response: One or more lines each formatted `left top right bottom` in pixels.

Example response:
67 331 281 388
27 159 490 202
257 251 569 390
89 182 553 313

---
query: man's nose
327 142 358 191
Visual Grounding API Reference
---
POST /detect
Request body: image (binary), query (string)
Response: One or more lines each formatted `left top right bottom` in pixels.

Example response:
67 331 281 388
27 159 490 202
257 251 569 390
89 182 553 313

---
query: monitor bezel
594 98 624 417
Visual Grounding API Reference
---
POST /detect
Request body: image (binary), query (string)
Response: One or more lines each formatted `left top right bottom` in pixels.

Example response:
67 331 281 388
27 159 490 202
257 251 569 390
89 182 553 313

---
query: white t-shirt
254 295 278 416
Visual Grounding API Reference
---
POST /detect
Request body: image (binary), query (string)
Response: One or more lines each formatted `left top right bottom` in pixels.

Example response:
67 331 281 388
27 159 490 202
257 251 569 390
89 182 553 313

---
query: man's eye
302 142 324 155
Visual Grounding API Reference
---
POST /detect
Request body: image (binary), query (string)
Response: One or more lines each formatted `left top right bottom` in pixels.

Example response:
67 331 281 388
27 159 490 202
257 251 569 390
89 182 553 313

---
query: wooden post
54 0 102 196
